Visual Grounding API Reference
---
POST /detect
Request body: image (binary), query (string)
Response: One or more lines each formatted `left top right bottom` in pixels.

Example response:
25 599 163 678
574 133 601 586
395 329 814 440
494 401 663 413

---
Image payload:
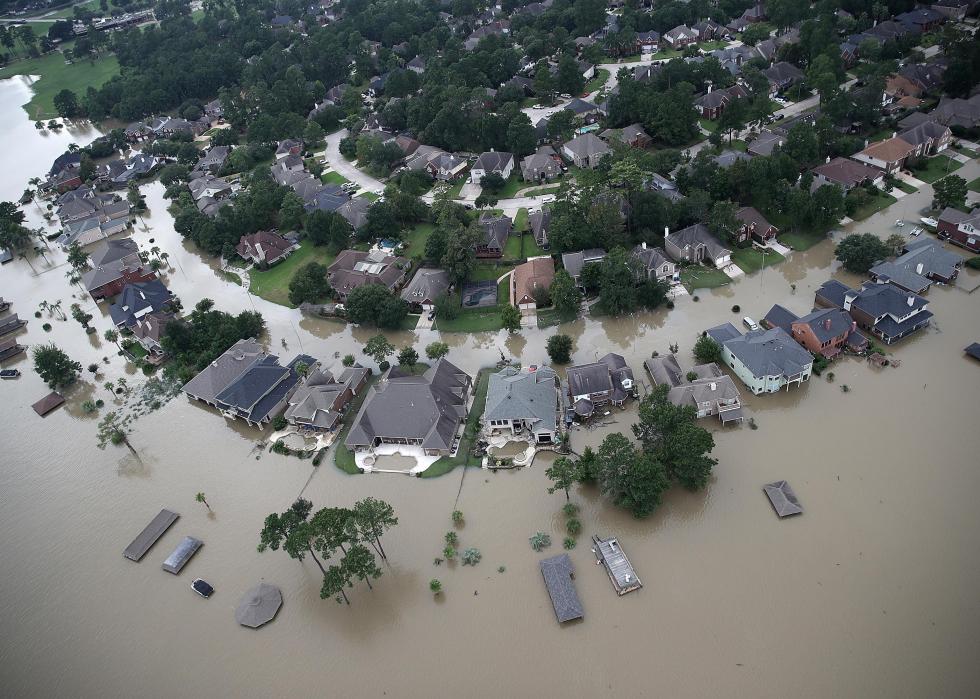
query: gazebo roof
763 481 803 517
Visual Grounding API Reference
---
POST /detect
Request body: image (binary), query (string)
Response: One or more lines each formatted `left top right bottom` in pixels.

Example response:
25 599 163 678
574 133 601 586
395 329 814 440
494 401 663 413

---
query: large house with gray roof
182 339 309 427
483 365 563 444
345 359 473 457
561 133 610 169
764 304 867 358
868 238 961 294
644 355 742 423
400 268 451 312
706 323 813 394
284 363 370 433
814 280 932 345
470 150 514 184
566 353 636 419
664 224 732 269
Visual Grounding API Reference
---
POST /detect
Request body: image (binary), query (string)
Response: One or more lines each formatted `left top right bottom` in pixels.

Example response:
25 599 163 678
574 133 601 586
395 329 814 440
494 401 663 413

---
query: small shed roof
763 481 803 517
965 343 980 361
32 392 65 416
235 583 283 628
539 554 584 623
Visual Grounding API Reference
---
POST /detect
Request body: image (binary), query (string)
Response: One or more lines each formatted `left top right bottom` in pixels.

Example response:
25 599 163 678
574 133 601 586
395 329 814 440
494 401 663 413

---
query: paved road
321 129 385 194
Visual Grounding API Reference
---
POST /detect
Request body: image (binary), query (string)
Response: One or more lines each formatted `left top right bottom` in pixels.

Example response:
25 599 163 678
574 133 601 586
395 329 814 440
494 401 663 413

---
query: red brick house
937 207 980 253
790 309 862 359
734 206 779 245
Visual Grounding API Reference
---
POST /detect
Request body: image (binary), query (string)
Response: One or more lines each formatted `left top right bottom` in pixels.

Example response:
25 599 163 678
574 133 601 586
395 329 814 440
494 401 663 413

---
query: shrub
566 518 581 536
966 256 980 270
87 363 99 373
429 579 442 593
42 323 52 331
81 400 97 414
142 364 156 376
271 415 288 431
443 544 457 560
378 360 390 371
826 371 835 383
451 510 463 524
444 531 459 546
546 334 573 364
686 370 698 382
529 532 552 551
562 502 579 518
666 300 674 309
461 548 482 566
732 304 740 312
342 354 355 367
563 537 576 550
497 566 506 573
749 417 758 430
692 295 700 302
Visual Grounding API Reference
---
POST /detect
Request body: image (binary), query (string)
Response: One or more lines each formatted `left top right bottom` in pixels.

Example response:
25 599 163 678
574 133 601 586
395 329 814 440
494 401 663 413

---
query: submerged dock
123 509 179 561
592 535 642 595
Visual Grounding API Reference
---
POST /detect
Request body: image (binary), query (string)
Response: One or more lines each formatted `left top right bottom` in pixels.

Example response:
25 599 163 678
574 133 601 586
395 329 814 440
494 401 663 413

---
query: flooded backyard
2 80 980 698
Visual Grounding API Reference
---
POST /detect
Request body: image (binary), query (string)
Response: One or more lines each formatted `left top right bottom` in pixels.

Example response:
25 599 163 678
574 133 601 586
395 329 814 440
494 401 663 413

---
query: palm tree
50 300 66 320
195 492 212 511
67 142 80 153
104 328 121 353
150 245 161 258
38 300 50 317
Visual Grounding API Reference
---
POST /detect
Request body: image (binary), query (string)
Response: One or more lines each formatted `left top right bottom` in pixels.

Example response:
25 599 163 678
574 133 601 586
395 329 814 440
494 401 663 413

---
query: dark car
191 578 214 598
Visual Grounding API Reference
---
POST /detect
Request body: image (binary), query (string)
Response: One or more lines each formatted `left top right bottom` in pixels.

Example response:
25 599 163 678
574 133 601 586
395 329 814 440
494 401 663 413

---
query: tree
345 284 407 328
278 191 306 232
546 456 578 500
546 334 573 364
425 341 450 361
70 303 93 330
96 411 138 458
259 499 331 582
693 335 722 364
596 247 638 316
288 262 331 305
706 201 740 245
501 305 522 332
556 53 585 96
53 89 80 119
363 334 395 365
534 62 555 105
305 210 351 250
397 345 419 367
932 175 967 211
885 233 907 257
549 269 582 315
352 498 398 562
429 579 442 594
32 343 81 388
104 328 121 353
633 385 718 491
835 233 891 274
441 224 481 284
595 433 670 518
506 112 536 157
196 492 211 511
344 543 382 590
480 173 506 193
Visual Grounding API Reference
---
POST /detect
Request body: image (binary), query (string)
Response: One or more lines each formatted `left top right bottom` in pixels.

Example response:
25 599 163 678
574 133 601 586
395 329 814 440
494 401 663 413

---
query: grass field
420 369 491 478
357 191 379 202
0 51 119 119
779 229 829 251
485 174 527 199
680 266 730 291
537 307 577 329
968 177 980 193
584 68 610 95
248 240 335 307
402 222 435 258
503 234 522 260
894 180 917 194
514 208 528 232
433 307 504 333
699 118 719 133
731 247 785 274
910 155 962 184
850 191 897 221
320 170 350 186
520 184 560 197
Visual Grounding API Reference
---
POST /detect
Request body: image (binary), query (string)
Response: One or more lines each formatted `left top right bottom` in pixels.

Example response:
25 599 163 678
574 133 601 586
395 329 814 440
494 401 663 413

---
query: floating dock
162 536 203 574
539 554 583 623
592 535 642 595
30 391 64 416
123 509 179 561
0 314 26 337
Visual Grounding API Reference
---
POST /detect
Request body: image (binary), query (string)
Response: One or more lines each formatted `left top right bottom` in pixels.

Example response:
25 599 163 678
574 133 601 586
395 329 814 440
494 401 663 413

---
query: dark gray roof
182 338 265 404
705 322 741 344
484 366 560 427
763 304 799 334
345 359 471 451
709 325 813 380
473 151 514 173
561 248 606 280
870 239 961 292
528 208 551 246
400 268 451 304
764 481 803 517
539 554 583 623
108 280 173 328
563 133 610 159
567 353 633 398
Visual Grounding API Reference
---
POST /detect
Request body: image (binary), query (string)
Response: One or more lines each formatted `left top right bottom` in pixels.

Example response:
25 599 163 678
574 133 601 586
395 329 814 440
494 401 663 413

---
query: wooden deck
123 509 179 561
592 535 642 595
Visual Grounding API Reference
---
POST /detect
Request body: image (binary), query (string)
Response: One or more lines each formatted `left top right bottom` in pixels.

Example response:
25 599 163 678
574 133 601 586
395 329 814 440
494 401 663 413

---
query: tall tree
352 498 398 562
546 457 578 500
32 343 81 388
441 223 481 284
595 433 670 518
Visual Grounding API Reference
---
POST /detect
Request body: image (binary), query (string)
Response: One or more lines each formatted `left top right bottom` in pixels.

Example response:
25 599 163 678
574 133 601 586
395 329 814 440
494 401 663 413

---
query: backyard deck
123 509 179 561
592 535 642 595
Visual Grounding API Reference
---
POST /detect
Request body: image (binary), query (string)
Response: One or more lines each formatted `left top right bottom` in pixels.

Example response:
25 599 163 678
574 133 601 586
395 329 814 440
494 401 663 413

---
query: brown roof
812 157 882 187
32 392 65 416
512 257 555 306
327 249 407 296
885 74 922 98
735 206 777 233
857 136 916 164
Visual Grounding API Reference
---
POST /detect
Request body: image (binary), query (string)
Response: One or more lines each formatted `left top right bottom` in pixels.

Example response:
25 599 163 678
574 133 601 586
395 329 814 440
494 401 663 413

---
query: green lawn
321 170 351 186
332 373 383 475
469 262 512 282
697 40 726 51
433 308 504 333
731 247 785 274
726 139 748 152
779 229 829 251
952 144 978 159
486 173 527 199
894 180 918 194
699 118 719 133
420 369 491 478
0 51 119 119
445 178 466 200
850 191 898 221
357 191 379 202
514 208 529 232
680 266 730 291
522 235 548 258
402 222 436 258
968 177 980 193
584 68 610 95
503 234 523 260
520 184 561 197
910 155 963 184
536 307 577 329
248 240 336 307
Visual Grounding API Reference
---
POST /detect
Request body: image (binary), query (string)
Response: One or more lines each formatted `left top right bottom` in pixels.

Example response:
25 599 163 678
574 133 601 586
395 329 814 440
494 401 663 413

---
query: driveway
322 129 385 194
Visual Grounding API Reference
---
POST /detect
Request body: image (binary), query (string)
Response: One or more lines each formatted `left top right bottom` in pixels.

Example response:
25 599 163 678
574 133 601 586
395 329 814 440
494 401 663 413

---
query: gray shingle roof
763 304 799 334
484 366 560 427
794 308 853 344
400 268 451 304
539 554 583 623
182 338 266 404
764 481 803 517
709 325 813 380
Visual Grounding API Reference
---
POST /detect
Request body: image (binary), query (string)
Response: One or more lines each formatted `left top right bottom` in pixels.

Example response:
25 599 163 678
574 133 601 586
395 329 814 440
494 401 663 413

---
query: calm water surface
1 78 979 698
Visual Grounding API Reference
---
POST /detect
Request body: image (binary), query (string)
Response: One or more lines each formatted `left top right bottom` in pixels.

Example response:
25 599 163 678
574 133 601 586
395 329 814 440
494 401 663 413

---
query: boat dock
0 314 26 337
592 535 642 595
539 554 583 623
162 536 203 574
123 509 179 561
0 338 25 362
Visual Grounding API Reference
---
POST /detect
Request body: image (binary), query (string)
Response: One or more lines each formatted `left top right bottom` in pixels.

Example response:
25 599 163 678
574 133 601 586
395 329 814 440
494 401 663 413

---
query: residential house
337 197 370 231
815 280 932 344
664 24 699 48
868 238 962 293
937 207 980 253
763 62 804 95
131 311 173 361
694 84 750 120
275 139 304 160
326 249 409 301
345 359 473 457
562 133 611 169
470 151 515 184
851 136 916 174
706 323 813 394
511 256 555 312
664 224 732 269
284 363 371 433
476 213 512 258
917 95 980 130
811 157 884 192
734 206 778 245
426 152 468 181
713 149 753 169
644 354 742 423
896 7 946 32
645 173 685 203
630 242 676 282
81 238 155 300
763 304 867 358
566 353 636 419
528 207 552 249
931 0 970 20
521 146 563 182
483 365 563 444
563 98 603 123
108 280 173 329
407 56 426 74
598 123 652 149
636 30 660 53
898 121 951 157
236 231 298 268
195 146 230 174
693 19 727 41
561 248 606 287
400 268 451 312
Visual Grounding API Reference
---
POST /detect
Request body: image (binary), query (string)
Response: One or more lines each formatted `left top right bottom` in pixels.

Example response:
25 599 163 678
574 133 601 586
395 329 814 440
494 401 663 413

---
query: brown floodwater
2 79 980 697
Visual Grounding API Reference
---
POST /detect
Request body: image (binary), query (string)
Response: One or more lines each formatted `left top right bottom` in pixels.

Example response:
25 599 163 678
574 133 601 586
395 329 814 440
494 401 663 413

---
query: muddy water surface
1 88 980 698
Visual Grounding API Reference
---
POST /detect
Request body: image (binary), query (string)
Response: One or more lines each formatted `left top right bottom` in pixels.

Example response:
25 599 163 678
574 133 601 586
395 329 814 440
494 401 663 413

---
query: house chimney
707 83 713 94
915 262 923 275
826 155 831 164
664 226 670 238
892 132 897 139
824 317 832 331
641 241 647 249
850 320 857 333
907 295 914 307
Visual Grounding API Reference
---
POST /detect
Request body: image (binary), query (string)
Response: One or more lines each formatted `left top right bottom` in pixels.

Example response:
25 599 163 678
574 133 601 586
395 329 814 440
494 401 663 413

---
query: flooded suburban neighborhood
2 3 980 698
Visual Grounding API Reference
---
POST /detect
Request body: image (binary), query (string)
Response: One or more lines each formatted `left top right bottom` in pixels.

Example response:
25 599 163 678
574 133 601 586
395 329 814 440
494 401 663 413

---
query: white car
894 219 904 227
920 217 938 228
909 227 923 237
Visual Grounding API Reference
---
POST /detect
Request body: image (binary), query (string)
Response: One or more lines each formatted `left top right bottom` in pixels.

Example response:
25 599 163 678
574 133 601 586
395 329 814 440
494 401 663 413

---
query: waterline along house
483 365 563 444
706 323 813 394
